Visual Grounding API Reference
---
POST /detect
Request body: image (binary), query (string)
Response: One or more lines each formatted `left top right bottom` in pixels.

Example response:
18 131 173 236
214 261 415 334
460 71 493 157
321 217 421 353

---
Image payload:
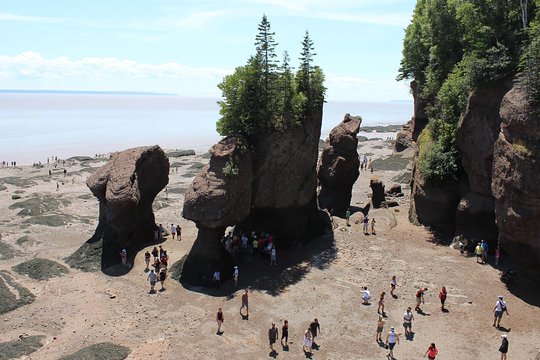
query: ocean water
0 94 412 165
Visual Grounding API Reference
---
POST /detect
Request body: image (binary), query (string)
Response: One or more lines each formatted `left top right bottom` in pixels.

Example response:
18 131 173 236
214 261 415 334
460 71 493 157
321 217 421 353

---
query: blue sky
0 0 415 101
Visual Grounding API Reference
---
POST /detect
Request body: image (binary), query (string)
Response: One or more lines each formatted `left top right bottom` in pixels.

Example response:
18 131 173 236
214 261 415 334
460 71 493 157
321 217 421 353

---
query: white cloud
0 12 64 24
0 52 230 81
326 73 411 101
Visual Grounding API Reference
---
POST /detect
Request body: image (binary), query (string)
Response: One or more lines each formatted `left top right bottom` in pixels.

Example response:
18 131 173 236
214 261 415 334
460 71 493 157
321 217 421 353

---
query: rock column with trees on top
179 16 327 286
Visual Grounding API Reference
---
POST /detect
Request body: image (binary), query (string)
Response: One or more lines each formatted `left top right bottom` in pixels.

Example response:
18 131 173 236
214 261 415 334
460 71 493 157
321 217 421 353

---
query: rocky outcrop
409 162 461 230
370 178 386 208
181 107 325 286
179 136 252 285
318 114 361 213
67 146 169 272
457 80 512 195
395 120 413 152
492 86 540 281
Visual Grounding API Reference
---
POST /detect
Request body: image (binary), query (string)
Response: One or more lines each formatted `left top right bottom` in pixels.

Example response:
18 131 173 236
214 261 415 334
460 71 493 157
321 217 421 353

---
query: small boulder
370 178 385 208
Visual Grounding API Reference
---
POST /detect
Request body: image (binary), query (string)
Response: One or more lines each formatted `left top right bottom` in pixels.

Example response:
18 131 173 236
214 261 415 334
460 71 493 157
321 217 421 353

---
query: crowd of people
145 245 170 293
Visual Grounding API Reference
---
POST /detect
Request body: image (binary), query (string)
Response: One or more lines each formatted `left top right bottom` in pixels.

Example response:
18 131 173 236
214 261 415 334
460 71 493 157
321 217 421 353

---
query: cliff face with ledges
492 86 540 280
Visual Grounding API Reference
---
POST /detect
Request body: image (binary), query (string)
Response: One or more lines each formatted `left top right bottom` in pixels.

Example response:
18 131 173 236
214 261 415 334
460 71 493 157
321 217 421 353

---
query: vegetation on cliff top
399 0 540 183
217 15 326 137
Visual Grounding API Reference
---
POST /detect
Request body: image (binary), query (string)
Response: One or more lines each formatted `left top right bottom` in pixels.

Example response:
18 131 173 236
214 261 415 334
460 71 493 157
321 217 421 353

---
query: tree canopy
399 0 539 183
217 16 326 137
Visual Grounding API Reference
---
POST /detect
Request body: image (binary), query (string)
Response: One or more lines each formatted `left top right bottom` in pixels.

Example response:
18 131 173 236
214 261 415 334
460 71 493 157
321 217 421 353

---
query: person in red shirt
424 343 438 359
415 287 427 312
439 286 447 311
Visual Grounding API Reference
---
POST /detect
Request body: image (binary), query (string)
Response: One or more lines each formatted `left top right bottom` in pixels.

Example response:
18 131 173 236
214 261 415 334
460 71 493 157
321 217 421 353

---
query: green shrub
419 141 459 184
223 160 239 177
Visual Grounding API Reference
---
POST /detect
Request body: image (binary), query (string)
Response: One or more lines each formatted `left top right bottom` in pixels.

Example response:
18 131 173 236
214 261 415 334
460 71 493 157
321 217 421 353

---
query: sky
0 0 416 102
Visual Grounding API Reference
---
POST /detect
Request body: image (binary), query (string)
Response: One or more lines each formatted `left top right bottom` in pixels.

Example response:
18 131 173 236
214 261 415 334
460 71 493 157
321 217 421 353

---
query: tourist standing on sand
270 247 277 266
363 216 369 235
119 249 127 267
240 289 249 317
386 326 400 359
424 343 438 359
403 307 415 337
481 240 489 263
475 242 484 263
147 269 157 293
151 246 159 260
378 292 386 315
499 334 509 359
176 225 182 241
213 270 221 289
159 267 167 291
390 276 398 297
371 218 376 234
439 286 447 311
216 307 224 334
310 318 321 346
303 328 313 353
144 251 151 270
376 315 385 343
281 320 289 347
158 224 164 241
493 295 509 328
233 266 239 287
362 286 371 305
268 323 279 352
345 208 351 226
415 288 427 312
170 224 176 239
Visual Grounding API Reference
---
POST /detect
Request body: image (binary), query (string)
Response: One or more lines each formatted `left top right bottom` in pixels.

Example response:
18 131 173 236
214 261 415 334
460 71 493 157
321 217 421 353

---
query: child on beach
390 276 398 297
439 286 447 311
216 307 224 334
378 292 386 315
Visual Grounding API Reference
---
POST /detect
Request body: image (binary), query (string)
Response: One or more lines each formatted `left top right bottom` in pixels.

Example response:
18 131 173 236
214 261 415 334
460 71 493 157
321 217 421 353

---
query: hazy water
0 94 412 164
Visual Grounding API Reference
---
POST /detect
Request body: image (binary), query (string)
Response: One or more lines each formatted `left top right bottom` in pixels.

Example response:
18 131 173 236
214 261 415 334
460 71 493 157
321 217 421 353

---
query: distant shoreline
359 124 403 132
0 89 176 96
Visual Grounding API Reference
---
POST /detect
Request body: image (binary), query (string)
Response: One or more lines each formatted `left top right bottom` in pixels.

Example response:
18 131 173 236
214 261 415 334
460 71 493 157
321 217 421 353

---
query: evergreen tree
254 15 278 96
297 31 316 111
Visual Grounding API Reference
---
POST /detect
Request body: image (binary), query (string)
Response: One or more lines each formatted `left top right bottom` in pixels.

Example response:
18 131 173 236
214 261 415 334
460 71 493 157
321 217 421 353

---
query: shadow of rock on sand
0 270 35 315
174 222 337 297
0 335 46 360
59 342 131 360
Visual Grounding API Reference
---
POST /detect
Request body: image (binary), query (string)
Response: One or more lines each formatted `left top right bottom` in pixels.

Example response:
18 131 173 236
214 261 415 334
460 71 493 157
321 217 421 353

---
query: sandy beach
1 138 539 359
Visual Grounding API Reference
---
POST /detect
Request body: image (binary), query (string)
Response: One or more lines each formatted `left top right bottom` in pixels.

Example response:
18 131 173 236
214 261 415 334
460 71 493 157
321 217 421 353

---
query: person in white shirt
493 295 509 328
170 224 176 239
386 326 400 359
362 286 371 305
403 307 415 337
147 269 157 293
232 266 239 287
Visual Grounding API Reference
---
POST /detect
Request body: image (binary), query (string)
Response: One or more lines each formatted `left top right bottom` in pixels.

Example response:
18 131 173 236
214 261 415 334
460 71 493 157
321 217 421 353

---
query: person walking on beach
439 286 447 311
499 334 509 359
385 326 400 360
493 295 509 328
371 218 376 235
310 318 321 346
232 266 239 287
176 225 182 241
170 224 176 239
303 328 313 353
281 320 289 347
268 323 279 352
390 276 398 297
159 267 167 291
345 208 351 226
158 224 164 241
376 315 385 343
415 288 427 312
216 307 224 334
475 242 484 264
240 289 249 317
144 251 151 270
424 343 438 359
147 269 157 293
151 246 159 260
403 307 415 337
481 240 489 263
378 292 386 315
